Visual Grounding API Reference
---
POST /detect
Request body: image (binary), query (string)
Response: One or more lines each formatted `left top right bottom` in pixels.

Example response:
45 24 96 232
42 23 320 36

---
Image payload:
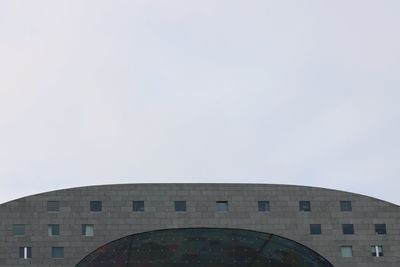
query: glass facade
76 228 333 267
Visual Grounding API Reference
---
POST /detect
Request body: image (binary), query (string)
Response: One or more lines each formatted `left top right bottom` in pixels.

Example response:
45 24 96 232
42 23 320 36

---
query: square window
132 201 144 212
13 224 25 236
340 201 352 211
48 224 60 236
342 224 354 235
299 201 311 211
19 247 32 259
81 224 94 236
47 201 60 212
258 201 270 212
90 201 102 212
371 245 383 257
341 246 353 257
310 224 322 235
175 201 186 212
375 224 386 235
216 201 228 212
51 247 64 259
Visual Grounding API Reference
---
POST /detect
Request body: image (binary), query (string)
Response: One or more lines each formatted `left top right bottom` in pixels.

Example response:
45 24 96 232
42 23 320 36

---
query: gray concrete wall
0 183 399 267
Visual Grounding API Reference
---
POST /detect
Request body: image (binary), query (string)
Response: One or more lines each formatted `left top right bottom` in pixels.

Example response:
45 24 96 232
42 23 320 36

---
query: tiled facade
0 183 399 266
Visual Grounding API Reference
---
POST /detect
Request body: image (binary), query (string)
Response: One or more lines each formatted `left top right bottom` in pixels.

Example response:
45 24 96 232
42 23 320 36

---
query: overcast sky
1 1 399 205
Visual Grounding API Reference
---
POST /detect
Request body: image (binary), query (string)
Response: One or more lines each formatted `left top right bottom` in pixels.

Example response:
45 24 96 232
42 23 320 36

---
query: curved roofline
76 227 334 267
1 182 399 207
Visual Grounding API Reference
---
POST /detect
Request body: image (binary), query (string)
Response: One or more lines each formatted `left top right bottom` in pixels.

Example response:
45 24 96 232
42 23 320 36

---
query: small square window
310 224 322 235
47 201 60 212
371 245 383 257
341 246 353 257
13 224 25 236
48 224 60 236
51 247 64 259
19 247 32 259
175 201 186 212
258 201 270 212
81 224 94 236
216 201 228 212
299 201 311 211
375 224 386 235
342 224 354 235
340 201 352 211
132 201 144 212
90 201 102 212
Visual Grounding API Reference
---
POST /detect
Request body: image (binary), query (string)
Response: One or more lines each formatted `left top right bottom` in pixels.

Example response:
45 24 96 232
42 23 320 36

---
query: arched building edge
1 183 398 208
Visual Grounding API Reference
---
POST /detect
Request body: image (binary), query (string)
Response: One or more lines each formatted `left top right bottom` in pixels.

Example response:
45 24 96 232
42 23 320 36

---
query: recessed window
174 201 186 212
342 224 354 235
48 224 60 236
375 224 386 235
258 201 270 212
132 201 144 212
13 224 25 236
90 201 102 212
371 245 383 257
341 246 353 257
310 224 321 235
51 247 64 259
19 247 32 259
81 224 94 236
340 201 352 211
47 201 60 212
299 201 311 211
216 201 228 212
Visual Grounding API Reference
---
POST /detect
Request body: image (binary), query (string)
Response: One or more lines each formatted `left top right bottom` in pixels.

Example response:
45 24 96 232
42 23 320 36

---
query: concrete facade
0 183 399 266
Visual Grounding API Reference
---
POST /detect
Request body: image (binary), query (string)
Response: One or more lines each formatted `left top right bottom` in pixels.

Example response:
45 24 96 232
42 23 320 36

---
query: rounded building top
0 183 399 266
1 183 398 207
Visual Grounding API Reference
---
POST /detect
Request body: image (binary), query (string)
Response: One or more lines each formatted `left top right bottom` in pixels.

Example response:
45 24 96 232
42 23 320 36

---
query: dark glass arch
76 228 334 267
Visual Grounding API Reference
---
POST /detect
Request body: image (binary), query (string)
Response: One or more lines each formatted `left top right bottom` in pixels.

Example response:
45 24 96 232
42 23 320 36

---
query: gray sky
1 1 399 205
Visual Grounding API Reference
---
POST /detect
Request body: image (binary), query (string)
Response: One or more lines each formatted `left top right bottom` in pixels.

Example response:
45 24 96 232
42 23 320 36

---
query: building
0 183 399 266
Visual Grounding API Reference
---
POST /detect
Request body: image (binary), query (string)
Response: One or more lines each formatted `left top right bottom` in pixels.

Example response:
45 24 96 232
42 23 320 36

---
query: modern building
0 183 399 267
